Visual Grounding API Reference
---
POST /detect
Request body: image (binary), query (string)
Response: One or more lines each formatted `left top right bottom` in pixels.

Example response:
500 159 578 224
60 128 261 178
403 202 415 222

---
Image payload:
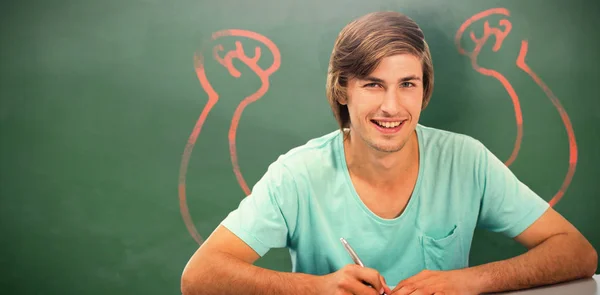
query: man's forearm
468 232 597 294
181 252 321 295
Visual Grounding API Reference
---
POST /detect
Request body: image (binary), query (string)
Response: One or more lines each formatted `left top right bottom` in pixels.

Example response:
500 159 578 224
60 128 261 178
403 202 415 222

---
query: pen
340 238 388 295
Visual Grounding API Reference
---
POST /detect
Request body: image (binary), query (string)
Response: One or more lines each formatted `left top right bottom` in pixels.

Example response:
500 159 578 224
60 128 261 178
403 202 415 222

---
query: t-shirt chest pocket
419 224 468 271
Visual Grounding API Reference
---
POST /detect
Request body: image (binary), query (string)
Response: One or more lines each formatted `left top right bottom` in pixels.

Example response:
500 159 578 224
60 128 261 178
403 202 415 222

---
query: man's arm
179 161 322 295
470 207 597 293
180 225 391 295
180 159 392 295
391 207 596 295
180 225 321 295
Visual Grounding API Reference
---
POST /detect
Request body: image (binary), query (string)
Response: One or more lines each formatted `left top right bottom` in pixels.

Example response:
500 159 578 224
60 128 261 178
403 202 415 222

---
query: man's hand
320 264 393 295
391 269 482 295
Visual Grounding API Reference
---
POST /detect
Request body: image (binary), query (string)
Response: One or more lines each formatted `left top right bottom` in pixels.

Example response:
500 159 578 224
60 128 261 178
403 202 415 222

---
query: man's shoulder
418 124 484 151
417 124 487 165
272 129 343 173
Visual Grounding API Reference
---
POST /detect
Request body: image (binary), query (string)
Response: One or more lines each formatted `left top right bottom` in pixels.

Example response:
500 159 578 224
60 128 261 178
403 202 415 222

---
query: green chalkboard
1 0 598 294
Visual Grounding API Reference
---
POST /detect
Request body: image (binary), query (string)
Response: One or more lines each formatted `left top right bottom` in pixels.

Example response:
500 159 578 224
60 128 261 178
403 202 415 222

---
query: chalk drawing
455 8 578 206
179 30 281 244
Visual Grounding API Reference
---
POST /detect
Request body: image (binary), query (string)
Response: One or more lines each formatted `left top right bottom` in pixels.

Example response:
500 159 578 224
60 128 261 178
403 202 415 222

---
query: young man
181 11 597 295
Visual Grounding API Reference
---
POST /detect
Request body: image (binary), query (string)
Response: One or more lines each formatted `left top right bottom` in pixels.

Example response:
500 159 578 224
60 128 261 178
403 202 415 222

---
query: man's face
342 54 424 153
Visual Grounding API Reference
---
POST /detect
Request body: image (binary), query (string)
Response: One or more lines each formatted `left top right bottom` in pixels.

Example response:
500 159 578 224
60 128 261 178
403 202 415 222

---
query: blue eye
400 82 414 88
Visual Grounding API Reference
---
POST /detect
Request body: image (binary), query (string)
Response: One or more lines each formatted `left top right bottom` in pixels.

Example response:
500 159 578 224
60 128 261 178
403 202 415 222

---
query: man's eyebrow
362 76 385 83
399 75 421 82
361 75 422 83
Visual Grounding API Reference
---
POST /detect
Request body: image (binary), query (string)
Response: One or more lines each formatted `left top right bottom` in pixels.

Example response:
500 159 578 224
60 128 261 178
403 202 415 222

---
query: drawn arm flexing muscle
179 30 280 245
455 8 578 207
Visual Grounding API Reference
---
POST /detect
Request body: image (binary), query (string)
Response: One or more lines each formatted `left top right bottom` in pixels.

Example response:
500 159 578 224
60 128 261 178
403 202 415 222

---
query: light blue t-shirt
220 124 549 286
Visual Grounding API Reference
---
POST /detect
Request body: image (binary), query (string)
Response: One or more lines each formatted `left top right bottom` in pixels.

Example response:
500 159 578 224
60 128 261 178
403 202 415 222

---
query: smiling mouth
371 119 403 129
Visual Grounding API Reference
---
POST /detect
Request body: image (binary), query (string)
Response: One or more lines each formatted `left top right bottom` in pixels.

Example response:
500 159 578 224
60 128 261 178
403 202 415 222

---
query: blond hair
326 11 434 129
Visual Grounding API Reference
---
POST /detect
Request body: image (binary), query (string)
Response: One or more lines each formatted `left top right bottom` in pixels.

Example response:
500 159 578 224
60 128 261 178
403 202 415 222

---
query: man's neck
343 130 419 189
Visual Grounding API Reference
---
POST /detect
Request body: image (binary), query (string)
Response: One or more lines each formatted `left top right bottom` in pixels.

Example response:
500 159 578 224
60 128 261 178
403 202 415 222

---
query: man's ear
338 96 347 105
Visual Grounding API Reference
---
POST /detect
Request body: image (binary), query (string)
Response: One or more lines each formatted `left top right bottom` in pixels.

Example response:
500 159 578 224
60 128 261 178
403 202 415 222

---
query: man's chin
369 142 405 153
352 129 409 153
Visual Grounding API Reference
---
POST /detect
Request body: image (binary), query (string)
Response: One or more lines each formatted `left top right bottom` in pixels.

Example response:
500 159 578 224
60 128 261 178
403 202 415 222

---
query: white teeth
376 121 401 128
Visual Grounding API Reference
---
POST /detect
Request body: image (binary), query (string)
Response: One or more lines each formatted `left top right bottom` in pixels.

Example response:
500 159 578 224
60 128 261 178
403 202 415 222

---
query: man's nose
380 89 402 115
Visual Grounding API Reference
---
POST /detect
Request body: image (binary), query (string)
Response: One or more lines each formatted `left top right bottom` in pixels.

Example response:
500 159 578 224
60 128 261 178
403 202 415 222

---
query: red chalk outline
179 30 281 244
455 8 578 206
